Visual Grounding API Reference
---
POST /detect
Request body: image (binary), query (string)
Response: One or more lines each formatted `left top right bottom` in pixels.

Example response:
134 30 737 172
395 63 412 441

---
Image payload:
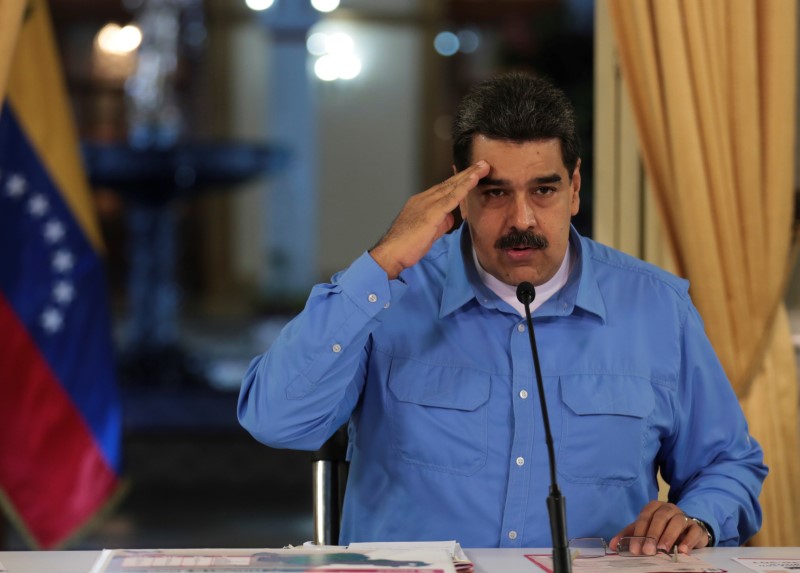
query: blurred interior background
2 0 799 551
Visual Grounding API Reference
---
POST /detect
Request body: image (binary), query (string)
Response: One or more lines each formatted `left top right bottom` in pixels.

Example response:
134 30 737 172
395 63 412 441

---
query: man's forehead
469 135 567 165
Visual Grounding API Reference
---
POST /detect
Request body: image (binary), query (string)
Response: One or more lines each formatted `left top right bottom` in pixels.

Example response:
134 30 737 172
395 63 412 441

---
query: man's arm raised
370 160 489 279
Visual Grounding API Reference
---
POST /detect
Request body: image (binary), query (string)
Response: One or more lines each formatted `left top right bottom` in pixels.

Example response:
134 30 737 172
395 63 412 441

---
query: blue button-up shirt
238 225 766 548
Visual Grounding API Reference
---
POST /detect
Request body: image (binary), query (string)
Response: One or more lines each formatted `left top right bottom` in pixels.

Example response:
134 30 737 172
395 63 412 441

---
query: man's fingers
435 160 488 204
631 501 661 538
369 160 488 279
614 502 708 557
644 504 681 548
434 213 455 243
620 501 684 555
651 511 690 553
451 159 489 186
608 523 636 551
641 503 703 554
677 522 707 554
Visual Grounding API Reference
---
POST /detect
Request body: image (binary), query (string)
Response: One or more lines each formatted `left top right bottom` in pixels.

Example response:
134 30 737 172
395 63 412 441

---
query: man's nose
509 194 536 228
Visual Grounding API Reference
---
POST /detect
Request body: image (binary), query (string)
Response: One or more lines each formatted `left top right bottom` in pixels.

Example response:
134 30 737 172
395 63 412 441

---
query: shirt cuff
336 251 407 317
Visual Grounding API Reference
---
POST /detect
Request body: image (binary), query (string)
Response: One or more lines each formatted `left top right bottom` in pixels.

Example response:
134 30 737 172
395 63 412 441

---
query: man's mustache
495 230 549 250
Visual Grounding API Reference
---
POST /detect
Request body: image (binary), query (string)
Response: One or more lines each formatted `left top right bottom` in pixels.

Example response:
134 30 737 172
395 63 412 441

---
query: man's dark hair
452 71 581 176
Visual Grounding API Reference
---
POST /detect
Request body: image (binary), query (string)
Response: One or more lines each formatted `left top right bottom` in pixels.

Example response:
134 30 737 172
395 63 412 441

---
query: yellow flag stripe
7 0 104 252
0 0 26 102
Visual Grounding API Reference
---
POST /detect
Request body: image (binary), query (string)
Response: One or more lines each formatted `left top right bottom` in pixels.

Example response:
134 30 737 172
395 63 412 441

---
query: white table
466 547 800 573
0 546 798 573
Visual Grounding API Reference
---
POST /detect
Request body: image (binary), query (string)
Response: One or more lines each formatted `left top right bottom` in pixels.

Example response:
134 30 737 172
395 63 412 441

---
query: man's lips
503 246 537 261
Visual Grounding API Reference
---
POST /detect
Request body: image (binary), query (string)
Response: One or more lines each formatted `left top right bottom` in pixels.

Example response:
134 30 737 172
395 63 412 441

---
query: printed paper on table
526 553 727 573
733 558 800 573
88 547 457 573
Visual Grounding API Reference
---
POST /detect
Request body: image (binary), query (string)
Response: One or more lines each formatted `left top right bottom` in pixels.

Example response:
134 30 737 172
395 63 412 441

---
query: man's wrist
687 516 714 546
368 244 404 280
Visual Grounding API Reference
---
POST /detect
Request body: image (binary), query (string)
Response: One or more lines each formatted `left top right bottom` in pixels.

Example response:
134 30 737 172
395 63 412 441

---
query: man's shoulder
580 235 690 299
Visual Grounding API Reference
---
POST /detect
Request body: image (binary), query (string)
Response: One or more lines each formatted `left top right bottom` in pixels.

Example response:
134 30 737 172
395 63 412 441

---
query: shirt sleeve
661 303 768 546
237 251 408 450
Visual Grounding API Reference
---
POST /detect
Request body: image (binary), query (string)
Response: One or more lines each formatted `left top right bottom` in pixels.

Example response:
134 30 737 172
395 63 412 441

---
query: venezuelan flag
0 0 123 549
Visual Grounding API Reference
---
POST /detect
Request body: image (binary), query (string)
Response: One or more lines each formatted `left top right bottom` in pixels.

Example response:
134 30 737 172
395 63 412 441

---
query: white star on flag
43 219 66 243
28 194 49 217
40 307 64 334
52 280 75 304
52 249 75 273
5 173 27 198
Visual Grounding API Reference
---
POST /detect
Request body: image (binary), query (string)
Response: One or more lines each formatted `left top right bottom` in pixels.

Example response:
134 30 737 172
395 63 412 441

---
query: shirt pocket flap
560 375 654 418
388 361 490 411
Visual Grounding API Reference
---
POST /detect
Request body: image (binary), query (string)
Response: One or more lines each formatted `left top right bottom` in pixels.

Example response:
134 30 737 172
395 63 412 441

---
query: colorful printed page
88 547 457 573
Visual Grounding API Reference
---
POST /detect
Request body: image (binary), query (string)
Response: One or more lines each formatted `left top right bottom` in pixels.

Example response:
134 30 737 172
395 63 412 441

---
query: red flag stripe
0 294 119 548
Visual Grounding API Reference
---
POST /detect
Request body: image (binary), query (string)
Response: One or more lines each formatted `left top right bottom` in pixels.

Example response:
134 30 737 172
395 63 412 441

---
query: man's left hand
609 501 710 555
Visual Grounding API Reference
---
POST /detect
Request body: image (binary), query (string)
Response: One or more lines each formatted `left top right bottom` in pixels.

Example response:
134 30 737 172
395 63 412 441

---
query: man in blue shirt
238 72 766 551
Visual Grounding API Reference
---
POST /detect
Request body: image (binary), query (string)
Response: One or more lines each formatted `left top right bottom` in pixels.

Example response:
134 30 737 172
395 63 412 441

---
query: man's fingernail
476 160 486 166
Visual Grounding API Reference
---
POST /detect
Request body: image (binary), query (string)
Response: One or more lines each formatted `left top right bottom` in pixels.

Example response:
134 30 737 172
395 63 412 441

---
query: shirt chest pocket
387 358 491 476
558 375 655 486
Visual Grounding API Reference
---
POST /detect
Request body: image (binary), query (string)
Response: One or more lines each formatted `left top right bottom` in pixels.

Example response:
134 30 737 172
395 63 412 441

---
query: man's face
459 135 580 287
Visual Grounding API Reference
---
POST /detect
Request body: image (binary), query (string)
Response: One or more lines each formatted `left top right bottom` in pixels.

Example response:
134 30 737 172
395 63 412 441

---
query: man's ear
570 158 581 216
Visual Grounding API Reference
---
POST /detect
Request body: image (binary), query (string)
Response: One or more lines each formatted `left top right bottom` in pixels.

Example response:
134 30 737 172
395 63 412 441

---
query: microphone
516 281 571 573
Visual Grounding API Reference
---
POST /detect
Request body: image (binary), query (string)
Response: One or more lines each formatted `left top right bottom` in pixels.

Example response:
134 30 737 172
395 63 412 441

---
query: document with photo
88 547 457 573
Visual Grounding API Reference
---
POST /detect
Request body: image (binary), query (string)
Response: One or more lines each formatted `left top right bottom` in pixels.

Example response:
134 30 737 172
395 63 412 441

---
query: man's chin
497 270 543 288
482 253 552 287
503 262 562 287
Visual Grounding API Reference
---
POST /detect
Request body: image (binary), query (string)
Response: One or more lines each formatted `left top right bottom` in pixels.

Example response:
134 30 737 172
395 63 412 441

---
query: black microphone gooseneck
516 281 571 573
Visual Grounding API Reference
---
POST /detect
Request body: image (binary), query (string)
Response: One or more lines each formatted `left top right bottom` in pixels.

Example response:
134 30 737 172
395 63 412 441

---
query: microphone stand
517 282 572 573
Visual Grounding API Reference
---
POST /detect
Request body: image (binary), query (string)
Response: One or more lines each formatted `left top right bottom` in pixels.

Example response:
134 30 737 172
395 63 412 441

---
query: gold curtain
608 0 799 545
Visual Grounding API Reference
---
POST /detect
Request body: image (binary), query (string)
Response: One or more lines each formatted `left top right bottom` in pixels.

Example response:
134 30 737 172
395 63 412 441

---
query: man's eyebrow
476 174 563 186
477 176 508 186
533 174 563 184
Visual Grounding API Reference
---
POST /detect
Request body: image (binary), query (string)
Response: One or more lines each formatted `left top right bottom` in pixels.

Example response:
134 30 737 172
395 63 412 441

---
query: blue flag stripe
0 104 121 471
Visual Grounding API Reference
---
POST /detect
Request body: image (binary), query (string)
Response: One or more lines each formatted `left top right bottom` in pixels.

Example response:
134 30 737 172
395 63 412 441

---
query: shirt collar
439 224 607 323
547 226 607 323
439 225 489 318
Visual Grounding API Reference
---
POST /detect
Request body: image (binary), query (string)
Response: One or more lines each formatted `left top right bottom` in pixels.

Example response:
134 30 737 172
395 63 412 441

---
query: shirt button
516 456 525 466
368 293 378 303
508 530 517 540
517 324 525 333
519 390 528 399
383 302 390 309
332 343 342 353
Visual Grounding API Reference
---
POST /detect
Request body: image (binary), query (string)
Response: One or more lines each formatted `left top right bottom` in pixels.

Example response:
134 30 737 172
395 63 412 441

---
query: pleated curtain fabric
607 0 799 546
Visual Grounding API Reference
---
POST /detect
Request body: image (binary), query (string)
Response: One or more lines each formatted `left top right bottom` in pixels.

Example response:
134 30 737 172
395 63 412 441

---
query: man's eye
484 189 505 198
535 186 556 195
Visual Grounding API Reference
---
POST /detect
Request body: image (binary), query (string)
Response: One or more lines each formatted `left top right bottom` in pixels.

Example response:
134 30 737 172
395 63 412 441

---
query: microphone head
516 281 536 305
